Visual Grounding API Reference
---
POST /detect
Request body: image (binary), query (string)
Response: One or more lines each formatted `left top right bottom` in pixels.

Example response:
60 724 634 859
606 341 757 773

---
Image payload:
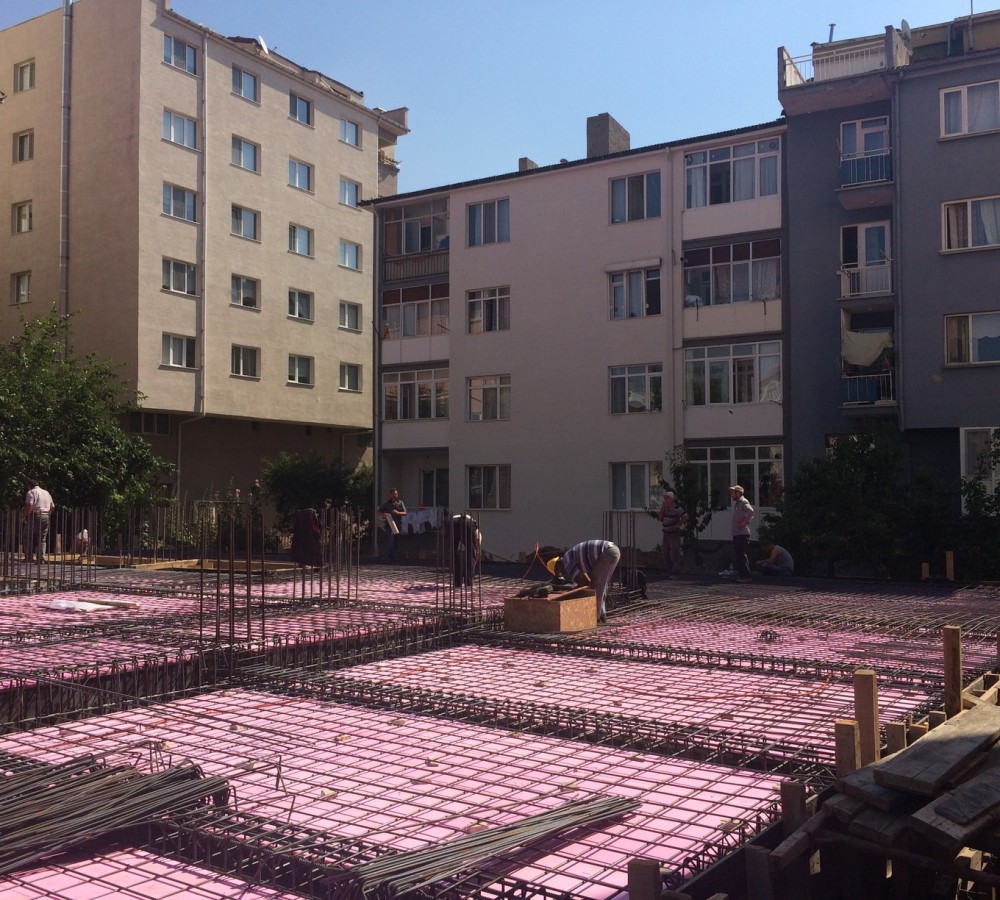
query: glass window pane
971 312 1000 362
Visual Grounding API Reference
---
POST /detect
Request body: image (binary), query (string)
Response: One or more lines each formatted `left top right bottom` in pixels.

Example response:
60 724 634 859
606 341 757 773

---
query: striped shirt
560 540 615 582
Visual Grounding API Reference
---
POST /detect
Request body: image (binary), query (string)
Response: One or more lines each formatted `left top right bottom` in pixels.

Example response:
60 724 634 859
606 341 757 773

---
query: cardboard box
503 589 597 633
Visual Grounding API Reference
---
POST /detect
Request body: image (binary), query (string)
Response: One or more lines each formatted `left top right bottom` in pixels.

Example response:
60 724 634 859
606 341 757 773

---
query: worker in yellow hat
546 540 620 623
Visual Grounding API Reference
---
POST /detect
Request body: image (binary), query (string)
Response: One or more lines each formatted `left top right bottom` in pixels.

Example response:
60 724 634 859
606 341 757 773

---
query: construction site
1 506 1000 900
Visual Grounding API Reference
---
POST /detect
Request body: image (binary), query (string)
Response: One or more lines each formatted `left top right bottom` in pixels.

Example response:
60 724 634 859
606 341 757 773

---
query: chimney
587 113 630 158
518 157 538 172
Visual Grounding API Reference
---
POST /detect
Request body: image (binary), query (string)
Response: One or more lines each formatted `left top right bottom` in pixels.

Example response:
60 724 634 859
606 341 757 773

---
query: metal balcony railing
840 150 893 186
383 249 449 281
843 372 895 405
840 264 891 298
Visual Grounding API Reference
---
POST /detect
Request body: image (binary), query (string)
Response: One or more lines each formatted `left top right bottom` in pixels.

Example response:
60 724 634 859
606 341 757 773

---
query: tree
652 446 714 568
0 309 168 508
958 431 1000 579
259 451 372 530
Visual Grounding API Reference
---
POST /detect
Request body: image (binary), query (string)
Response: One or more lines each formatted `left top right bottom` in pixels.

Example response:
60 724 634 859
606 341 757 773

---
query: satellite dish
900 19 912 42
257 35 269 55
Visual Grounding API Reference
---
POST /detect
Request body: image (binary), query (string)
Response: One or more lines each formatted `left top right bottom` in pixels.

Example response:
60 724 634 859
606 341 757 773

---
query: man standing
729 485 755 583
23 478 54 564
547 540 621 623
377 488 406 562
658 491 688 577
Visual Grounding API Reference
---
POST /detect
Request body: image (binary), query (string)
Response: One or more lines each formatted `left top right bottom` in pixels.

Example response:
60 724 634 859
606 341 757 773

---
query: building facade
0 0 407 501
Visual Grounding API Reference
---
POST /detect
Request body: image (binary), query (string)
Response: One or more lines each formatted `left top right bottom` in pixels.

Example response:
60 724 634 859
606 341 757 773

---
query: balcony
383 249 449 282
842 372 896 411
838 150 893 209
840 264 891 299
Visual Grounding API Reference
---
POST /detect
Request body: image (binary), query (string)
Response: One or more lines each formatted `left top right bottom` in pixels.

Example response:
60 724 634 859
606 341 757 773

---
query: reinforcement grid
0 691 785 899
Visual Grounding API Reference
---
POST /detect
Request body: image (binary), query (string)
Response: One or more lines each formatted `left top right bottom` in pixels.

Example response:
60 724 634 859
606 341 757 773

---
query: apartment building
780 11 1000 489
0 0 407 500
370 115 788 560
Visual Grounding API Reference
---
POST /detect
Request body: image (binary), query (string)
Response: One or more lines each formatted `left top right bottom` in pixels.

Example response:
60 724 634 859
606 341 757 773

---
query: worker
546 540 621 623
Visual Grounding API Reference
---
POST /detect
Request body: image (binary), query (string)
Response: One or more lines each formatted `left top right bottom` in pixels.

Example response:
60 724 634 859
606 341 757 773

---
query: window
288 159 312 192
420 468 449 508
340 363 361 391
339 240 361 270
231 275 259 309
13 130 34 163
14 60 35 93
962 428 999 493
609 268 660 319
382 285 449 339
289 92 312 125
163 36 196 74
468 198 510 246
687 445 784 509
383 199 449 255
468 464 511 510
162 334 196 369
840 117 891 185
684 341 781 406
610 364 662 414
339 301 361 331
468 375 510 421
232 65 258 101
942 81 1000 137
611 461 664 510
683 238 781 307
231 345 259 378
686 138 780 208
11 272 30 305
288 289 313 320
340 119 360 146
12 201 32 234
129 412 170 435
289 225 313 257
610 172 661 223
944 196 1000 251
288 355 313 385
231 137 259 172
163 110 196 149
467 286 510 333
162 258 197 295
339 179 360 207
946 312 1000 364
231 204 259 240
383 369 449 421
841 223 890 295
162 184 196 222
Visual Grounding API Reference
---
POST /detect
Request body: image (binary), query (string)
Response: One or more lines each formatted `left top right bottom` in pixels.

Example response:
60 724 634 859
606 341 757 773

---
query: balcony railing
843 372 895 405
840 264 891 298
840 150 893 187
383 249 449 282
783 44 886 85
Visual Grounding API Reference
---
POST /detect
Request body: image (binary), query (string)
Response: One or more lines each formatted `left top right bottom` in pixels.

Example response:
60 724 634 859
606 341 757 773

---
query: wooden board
836 755 913 812
503 590 597 633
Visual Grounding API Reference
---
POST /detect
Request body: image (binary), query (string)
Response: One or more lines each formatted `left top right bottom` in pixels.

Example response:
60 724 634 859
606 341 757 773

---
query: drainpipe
892 69 904 433
58 0 73 353
371 208 382 558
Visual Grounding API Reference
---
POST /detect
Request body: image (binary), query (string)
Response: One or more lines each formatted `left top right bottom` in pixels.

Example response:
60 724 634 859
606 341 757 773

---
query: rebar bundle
0 752 229 875
325 794 640 898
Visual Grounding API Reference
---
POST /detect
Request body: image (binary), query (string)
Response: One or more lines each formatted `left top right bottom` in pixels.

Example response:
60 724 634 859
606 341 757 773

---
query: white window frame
945 311 1000 365
231 345 259 378
467 198 510 247
610 461 664 511
163 35 197 75
942 80 1000 137
961 427 999 494
467 286 510 333
162 334 196 369
11 272 31 305
288 355 313 385
382 199 449 255
840 223 890 295
382 287 449 339
610 172 661 223
231 65 259 102
162 183 197 222
13 130 34 163
609 364 662 414
340 119 361 146
339 363 361 392
231 275 259 309
14 60 35 93
288 158 313 192
339 301 361 331
231 136 259 172
163 110 197 149
468 464 511 510
468 374 511 421
289 224 313 257
231 204 260 241
12 201 32 234
162 258 197 296
687 444 784 509
685 138 780 209
339 240 361 270
609 268 661 319
288 289 313 321
684 341 782 407
682 238 782 307
943 196 1000 251
289 92 312 125
382 369 449 421
339 178 360 207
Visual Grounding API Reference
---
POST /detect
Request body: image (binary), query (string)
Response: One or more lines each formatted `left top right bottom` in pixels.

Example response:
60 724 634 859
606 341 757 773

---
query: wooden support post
921 562 930 580
945 550 955 581
745 845 774 900
907 721 929 743
854 668 880 765
944 625 963 719
835 718 861 776
780 780 809 836
885 721 908 754
627 858 664 900
927 710 947 729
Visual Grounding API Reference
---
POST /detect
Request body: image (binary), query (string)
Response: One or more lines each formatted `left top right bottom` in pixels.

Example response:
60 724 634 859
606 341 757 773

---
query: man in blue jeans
547 540 621 623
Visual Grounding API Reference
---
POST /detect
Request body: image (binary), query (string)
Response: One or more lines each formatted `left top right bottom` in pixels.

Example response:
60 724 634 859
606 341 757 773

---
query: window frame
11 271 31 306
943 196 1000 251
961 427 999 495
339 178 360 207
162 183 197 223
610 171 661 224
231 136 260 172
289 92 312 126
610 461 664 511
288 224 314 258
382 369 449 421
231 204 260 241
682 238 782 307
468 374 511 422
467 464 511 510
609 267 661 319
14 60 35 93
12 201 32 235
687 444 784 510
467 286 510 333
288 158 313 192
382 199 449 256
941 80 1000 137
161 258 197 296
129 412 170 436
339 301 361 331
340 119 360 146
161 334 197 369
13 130 34 163
609 363 663 415
163 35 197 75
288 289 314 321
339 362 362 392
230 344 260 378
382 286 449 339
945 311 1000 365
339 239 361 270
287 354 314 385
230 275 260 309
231 65 259 102
685 137 780 209
163 110 197 149
684 341 782 407
467 198 510 247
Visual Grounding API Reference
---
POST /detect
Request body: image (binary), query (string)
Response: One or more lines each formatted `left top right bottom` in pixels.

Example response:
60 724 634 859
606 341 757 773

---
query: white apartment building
0 0 407 500
371 115 786 561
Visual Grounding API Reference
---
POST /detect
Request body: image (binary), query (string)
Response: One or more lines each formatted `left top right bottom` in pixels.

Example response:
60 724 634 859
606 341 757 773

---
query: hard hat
546 556 560 575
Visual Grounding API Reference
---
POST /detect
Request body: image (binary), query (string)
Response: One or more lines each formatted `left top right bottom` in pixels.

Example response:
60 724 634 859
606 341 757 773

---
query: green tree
0 309 168 508
260 451 372 529
958 432 1000 579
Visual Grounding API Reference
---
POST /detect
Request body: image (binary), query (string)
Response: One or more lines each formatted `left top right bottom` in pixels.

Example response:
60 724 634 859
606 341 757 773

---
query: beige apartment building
0 0 406 501
371 115 787 561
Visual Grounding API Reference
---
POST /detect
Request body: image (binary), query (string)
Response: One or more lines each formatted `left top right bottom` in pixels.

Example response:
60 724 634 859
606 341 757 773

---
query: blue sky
2 0 993 192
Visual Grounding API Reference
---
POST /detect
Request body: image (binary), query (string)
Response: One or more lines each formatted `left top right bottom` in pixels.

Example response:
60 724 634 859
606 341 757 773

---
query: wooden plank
848 801 924 848
927 710 947 729
944 625 963 718
824 792 865 825
745 845 774 900
873 700 1000 796
627 858 664 900
854 668 880 766
885 721 908 755
835 718 861 777
837 758 913 811
780 780 809 836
